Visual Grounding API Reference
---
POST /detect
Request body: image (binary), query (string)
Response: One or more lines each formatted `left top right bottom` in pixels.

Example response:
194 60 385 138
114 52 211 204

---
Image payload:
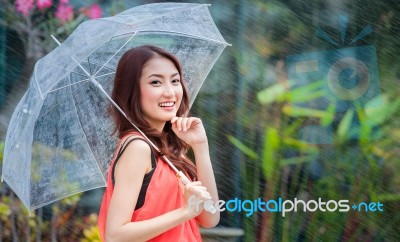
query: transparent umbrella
1 2 229 211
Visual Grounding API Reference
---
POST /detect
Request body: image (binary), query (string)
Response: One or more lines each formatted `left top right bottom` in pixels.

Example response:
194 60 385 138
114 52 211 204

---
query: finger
193 186 207 191
191 188 208 196
191 118 202 129
182 118 188 132
186 118 194 131
186 181 202 187
176 117 184 131
195 189 210 196
171 117 182 131
190 186 210 196
171 117 180 131
198 190 212 200
171 117 179 127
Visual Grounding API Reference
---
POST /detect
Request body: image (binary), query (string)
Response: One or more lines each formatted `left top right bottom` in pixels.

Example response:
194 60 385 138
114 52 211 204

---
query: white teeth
159 102 174 107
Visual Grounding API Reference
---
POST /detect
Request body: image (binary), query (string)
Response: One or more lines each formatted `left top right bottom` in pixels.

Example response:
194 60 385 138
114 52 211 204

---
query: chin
165 115 177 121
158 114 175 122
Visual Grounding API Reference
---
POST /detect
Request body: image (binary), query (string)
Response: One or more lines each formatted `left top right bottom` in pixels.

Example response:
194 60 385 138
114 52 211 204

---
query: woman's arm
171 117 220 228
192 141 220 228
105 139 208 242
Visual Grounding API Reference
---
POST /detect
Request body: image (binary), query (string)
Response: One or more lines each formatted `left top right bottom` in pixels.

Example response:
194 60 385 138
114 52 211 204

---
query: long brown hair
111 45 197 180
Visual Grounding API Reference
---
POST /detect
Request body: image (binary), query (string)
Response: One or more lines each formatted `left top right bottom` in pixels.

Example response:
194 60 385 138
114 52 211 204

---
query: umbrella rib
93 38 113 74
71 71 88 79
87 57 93 75
33 64 45 99
48 72 115 94
86 59 116 74
115 30 230 46
93 33 137 77
48 79 90 93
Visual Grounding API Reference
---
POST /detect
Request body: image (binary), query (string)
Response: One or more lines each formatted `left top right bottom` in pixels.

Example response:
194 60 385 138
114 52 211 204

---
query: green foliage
257 82 287 104
0 141 101 240
227 135 258 160
230 83 400 241
262 127 280 181
337 109 354 142
81 226 101 242
222 0 400 239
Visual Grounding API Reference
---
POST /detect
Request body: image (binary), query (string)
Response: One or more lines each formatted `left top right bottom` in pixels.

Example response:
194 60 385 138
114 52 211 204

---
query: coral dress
98 133 201 241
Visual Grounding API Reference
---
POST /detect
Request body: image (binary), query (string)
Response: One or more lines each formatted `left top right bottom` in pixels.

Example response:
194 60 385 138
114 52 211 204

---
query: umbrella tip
51 35 62 46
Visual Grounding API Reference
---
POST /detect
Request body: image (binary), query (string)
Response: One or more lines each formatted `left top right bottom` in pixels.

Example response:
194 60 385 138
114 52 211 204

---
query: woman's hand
171 117 207 146
181 181 212 218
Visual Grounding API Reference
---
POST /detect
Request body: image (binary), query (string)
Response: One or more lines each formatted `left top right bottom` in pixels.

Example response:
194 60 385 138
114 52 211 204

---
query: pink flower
85 4 102 19
60 0 69 3
36 0 52 10
55 3 74 24
15 0 34 16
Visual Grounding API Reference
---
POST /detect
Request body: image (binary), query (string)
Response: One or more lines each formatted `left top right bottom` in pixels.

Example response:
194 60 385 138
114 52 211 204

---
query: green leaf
262 127 280 180
257 82 286 105
285 80 326 103
337 109 354 141
283 119 304 137
321 100 336 126
280 154 316 166
282 105 327 118
282 137 320 154
0 203 11 220
375 193 400 202
0 141 4 161
227 135 258 160
365 95 400 126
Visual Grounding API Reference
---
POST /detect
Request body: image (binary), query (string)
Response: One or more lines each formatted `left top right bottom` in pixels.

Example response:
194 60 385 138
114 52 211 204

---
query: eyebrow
147 73 180 78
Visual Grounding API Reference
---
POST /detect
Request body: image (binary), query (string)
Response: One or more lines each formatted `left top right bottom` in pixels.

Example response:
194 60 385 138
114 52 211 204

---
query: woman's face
139 55 183 131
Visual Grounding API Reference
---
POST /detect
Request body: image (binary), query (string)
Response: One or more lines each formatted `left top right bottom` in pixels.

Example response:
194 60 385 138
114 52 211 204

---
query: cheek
176 87 185 110
141 86 157 102
139 86 155 111
176 86 184 100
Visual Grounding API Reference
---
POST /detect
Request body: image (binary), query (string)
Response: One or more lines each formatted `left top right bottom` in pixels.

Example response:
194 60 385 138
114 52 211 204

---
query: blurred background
1 0 399 241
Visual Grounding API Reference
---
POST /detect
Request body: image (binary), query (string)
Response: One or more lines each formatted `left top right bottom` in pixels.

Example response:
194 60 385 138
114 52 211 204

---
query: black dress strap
111 137 157 185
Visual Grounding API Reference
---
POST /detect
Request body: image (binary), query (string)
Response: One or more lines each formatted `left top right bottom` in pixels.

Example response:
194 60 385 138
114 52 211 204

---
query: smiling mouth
158 102 175 107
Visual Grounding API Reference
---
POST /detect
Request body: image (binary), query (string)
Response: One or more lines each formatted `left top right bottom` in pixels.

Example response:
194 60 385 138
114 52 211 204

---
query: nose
163 83 175 97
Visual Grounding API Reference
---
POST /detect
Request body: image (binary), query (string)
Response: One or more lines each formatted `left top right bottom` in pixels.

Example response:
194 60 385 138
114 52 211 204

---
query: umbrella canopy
2 2 229 211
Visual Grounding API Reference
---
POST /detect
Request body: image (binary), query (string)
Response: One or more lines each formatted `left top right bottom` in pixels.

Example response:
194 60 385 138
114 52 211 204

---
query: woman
98 45 219 241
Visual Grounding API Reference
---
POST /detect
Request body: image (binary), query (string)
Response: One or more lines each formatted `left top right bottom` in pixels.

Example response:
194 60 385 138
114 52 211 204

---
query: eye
150 80 162 85
172 79 181 85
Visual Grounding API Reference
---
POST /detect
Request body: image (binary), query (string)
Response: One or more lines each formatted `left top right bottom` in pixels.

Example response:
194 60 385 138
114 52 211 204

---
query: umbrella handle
176 171 191 184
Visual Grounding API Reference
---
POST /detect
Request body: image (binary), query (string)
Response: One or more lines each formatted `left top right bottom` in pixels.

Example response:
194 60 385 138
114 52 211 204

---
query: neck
152 122 166 134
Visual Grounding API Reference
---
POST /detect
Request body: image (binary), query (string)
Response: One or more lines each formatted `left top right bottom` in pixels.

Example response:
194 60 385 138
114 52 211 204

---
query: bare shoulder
114 137 152 181
123 137 151 156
